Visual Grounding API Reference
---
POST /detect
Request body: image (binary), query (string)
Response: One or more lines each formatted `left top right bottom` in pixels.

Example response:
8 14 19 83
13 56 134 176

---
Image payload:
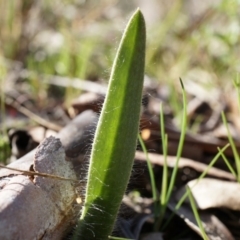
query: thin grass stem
233 73 240 111
221 111 240 182
161 144 229 230
166 79 187 203
187 187 208 240
160 103 168 206
108 236 134 240
0 65 6 134
217 147 237 179
138 134 158 204
154 103 169 230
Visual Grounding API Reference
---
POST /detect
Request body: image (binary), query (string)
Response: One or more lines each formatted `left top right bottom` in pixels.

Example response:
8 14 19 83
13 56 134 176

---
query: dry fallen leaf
175 178 240 211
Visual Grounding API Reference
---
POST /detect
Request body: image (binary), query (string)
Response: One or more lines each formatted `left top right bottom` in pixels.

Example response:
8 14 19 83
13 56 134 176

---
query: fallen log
0 110 98 240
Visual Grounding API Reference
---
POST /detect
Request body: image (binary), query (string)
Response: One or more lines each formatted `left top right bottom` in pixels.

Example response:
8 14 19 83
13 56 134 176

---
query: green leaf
74 9 146 239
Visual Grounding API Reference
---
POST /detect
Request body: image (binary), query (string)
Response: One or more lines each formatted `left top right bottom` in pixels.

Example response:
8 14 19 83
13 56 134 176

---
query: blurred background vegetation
1 0 240 95
1 0 240 160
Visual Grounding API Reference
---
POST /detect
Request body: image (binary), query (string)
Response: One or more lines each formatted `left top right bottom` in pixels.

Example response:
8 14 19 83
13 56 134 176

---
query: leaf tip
133 8 144 20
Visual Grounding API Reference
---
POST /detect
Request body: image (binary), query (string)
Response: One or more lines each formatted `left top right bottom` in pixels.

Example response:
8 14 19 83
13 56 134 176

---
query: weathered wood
0 137 78 239
0 110 98 240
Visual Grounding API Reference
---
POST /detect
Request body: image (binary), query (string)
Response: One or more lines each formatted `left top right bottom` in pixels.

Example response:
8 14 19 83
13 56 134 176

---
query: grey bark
0 110 98 240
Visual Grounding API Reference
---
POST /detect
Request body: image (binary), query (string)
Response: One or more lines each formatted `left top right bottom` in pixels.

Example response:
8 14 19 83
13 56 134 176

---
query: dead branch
0 110 98 240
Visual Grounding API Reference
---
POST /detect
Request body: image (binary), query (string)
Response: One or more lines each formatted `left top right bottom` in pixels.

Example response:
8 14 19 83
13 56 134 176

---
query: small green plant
138 79 187 231
73 9 146 239
160 142 229 230
139 79 232 235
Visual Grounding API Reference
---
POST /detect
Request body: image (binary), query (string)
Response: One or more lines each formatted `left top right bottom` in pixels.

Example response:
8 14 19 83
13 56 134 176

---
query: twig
4 96 62 131
0 164 79 182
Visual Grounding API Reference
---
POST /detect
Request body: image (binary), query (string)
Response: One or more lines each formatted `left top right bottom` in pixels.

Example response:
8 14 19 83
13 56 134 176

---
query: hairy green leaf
74 9 146 239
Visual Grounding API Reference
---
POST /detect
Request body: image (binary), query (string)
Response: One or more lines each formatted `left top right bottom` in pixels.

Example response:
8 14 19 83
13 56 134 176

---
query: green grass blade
160 103 168 206
154 103 169 230
233 73 240 112
108 236 134 240
187 187 208 240
166 79 187 202
217 147 237 179
138 134 157 202
161 144 229 230
138 134 158 219
221 111 240 181
74 9 146 239
175 144 230 210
